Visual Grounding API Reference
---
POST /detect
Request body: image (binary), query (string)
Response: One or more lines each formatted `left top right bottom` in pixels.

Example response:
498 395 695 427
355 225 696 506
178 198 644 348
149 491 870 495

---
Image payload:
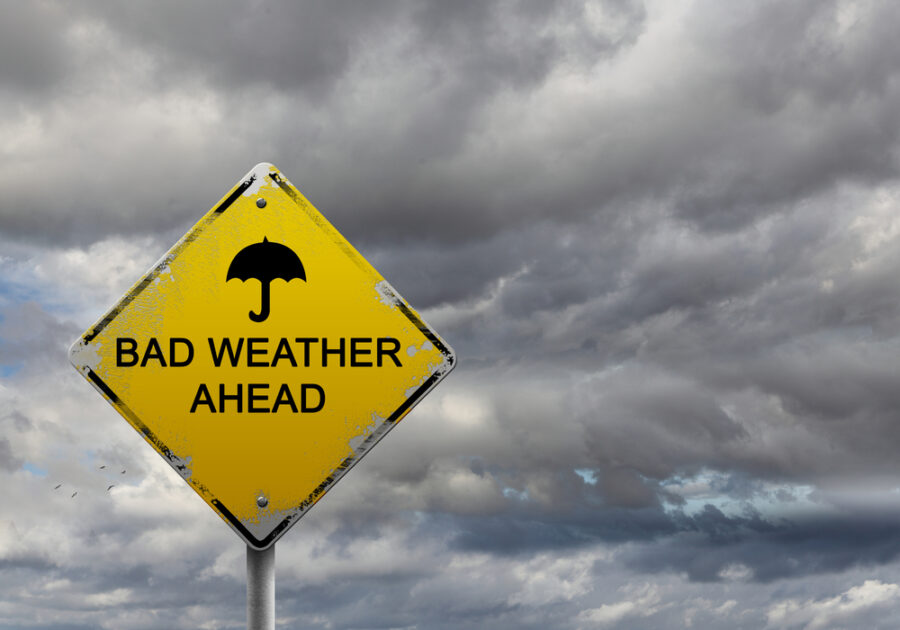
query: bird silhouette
99 465 106 469
106 484 115 491
121 469 126 474
53 484 62 490
71 492 77 498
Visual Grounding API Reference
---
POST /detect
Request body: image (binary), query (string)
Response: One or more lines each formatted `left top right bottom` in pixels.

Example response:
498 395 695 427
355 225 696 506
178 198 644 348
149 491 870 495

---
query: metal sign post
247 544 275 630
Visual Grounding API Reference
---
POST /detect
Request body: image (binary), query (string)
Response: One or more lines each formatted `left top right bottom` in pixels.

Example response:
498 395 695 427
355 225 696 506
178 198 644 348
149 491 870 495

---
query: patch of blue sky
575 468 598 485
22 461 48 477
660 468 818 519
0 325 25 377
0 275 44 310
0 251 88 320
502 487 530 501
0 362 23 378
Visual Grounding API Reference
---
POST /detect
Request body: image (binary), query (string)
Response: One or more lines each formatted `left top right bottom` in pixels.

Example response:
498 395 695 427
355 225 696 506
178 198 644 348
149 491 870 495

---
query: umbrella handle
250 281 271 322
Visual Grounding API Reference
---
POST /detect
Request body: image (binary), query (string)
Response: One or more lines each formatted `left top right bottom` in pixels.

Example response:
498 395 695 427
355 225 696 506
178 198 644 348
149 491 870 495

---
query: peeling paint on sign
68 163 456 549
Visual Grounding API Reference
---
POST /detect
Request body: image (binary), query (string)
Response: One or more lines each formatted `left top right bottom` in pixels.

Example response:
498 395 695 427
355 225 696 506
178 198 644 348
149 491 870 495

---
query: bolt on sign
69 163 456 549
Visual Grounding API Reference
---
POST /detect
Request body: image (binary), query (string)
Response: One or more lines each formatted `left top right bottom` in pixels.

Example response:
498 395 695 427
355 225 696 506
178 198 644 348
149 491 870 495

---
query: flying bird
121 469 126 474
106 484 115 491
71 492 77 498
99 465 106 469
53 484 62 490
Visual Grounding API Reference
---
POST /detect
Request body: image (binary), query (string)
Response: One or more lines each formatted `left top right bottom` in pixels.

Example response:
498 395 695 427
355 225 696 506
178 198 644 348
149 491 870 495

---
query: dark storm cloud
624 505 900 583
421 492 900 585
662 0 900 229
330 0 900 241
690 0 900 110
8 1 900 627
79 0 390 96
579 369 749 481
368 213 636 310
0 0 647 244
2 0 900 251
81 0 644 95
302 356 900 581
9 0 900 249
0 1 68 95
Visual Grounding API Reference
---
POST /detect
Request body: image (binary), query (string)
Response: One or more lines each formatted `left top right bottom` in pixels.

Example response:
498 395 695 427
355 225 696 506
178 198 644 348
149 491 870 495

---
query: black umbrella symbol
227 237 306 322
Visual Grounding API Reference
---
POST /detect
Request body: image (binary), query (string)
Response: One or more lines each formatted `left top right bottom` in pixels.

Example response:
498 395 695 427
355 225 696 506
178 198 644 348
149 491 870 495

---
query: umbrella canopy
226 237 306 322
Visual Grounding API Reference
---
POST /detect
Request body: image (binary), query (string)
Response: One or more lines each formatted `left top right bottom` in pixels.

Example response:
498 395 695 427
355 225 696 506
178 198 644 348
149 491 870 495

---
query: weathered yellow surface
70 163 454 548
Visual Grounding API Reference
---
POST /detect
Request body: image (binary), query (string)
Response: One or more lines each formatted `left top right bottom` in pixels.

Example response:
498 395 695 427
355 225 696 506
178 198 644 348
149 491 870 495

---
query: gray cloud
0 1 69 95
5 1 900 628
0 0 649 244
625 505 900 583
80 0 390 95
0 438 22 472
0 302 78 376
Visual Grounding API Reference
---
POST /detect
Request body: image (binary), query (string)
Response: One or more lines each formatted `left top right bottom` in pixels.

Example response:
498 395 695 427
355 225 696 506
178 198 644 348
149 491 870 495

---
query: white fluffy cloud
767 580 900 630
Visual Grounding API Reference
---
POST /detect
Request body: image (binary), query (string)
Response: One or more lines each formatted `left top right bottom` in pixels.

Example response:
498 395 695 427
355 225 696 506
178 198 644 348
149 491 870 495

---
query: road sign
69 163 455 549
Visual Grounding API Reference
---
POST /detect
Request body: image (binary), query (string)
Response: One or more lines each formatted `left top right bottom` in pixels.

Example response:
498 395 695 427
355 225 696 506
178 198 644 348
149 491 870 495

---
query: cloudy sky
5 0 900 628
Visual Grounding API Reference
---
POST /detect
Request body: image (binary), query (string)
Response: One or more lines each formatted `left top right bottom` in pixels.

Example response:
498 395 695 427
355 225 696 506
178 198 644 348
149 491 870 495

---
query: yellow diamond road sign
69 163 455 549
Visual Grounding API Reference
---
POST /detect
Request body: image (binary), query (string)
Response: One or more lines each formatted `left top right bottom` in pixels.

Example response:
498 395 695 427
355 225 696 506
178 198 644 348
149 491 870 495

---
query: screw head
257 496 268 508
256 198 267 208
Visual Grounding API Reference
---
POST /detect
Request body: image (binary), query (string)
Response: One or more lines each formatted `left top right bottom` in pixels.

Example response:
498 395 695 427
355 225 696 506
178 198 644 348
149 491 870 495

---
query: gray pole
247 544 275 630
